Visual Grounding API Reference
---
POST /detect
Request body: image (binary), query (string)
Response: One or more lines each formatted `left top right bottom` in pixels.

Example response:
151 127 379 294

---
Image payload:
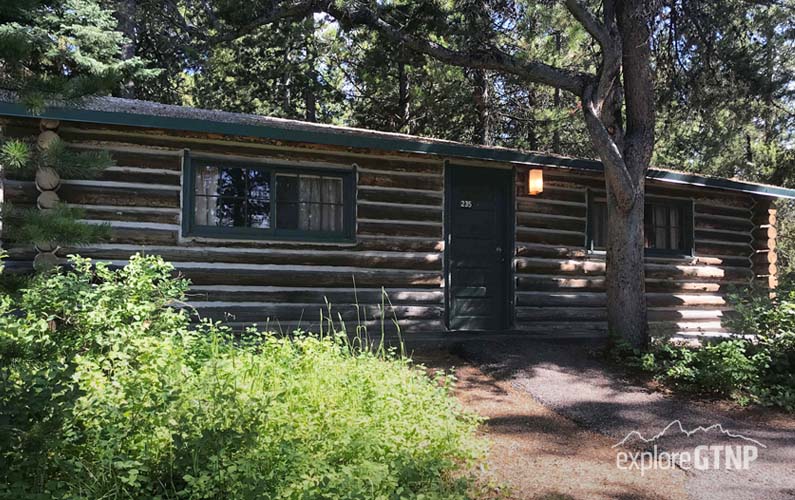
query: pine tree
0 0 154 109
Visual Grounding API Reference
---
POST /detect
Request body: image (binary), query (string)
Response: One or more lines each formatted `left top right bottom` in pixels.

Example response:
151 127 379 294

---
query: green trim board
2 98 794 199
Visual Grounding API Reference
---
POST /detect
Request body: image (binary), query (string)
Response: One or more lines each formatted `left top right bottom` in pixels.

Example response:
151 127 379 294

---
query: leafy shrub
0 254 483 499
610 282 795 411
728 281 795 410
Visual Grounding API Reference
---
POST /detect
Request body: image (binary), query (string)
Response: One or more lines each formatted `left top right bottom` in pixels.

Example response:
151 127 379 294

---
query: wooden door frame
443 163 515 331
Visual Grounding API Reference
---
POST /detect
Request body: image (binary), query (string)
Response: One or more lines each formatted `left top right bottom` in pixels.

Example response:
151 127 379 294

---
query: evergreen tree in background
194 16 348 122
652 0 795 184
0 0 153 109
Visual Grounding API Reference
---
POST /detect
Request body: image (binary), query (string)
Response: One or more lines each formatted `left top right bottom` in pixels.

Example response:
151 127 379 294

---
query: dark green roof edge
2 100 794 199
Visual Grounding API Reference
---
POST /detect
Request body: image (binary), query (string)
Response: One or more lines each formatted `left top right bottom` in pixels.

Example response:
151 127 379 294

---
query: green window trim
586 190 695 257
181 150 356 242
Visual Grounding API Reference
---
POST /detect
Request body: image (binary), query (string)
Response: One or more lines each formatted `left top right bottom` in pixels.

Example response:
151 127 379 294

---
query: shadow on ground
437 337 795 500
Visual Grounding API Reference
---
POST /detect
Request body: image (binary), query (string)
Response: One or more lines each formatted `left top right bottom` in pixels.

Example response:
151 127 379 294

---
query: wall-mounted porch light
528 169 543 195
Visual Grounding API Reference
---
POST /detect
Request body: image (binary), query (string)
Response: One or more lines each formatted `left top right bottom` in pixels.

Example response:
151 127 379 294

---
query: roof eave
1 99 793 199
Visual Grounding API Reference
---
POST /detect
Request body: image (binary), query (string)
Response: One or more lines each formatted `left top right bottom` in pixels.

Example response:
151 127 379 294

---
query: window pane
299 202 322 231
275 173 346 234
322 204 342 232
592 201 606 249
194 195 217 225
276 175 299 229
644 206 654 248
248 169 271 200
195 166 220 196
643 202 689 251
323 177 342 204
217 197 247 227
276 174 298 202
669 207 680 228
247 199 271 229
322 177 343 231
216 167 248 198
195 196 246 227
669 225 680 250
300 175 321 203
277 202 299 229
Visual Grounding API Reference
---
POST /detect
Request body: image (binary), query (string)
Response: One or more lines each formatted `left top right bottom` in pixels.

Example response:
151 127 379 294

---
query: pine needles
2 203 111 246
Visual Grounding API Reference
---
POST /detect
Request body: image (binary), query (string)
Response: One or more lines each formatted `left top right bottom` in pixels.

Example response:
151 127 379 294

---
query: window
184 153 354 241
587 192 693 255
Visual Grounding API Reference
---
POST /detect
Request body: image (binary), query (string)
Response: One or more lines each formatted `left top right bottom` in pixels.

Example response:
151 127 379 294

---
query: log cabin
0 95 792 340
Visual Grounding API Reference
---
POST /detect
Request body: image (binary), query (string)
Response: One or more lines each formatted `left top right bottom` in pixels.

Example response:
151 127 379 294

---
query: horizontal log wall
514 166 762 339
1 118 445 334
0 116 777 339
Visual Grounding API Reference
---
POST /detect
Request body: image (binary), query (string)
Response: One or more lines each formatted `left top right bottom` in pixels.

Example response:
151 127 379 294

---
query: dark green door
446 166 513 331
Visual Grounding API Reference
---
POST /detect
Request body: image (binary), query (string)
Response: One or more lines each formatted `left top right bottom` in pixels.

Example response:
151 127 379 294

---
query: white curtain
296 176 342 231
194 166 219 225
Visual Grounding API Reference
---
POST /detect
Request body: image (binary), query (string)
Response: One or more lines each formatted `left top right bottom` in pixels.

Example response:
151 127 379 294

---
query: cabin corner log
751 198 779 290
39 118 60 131
0 115 787 340
31 124 63 265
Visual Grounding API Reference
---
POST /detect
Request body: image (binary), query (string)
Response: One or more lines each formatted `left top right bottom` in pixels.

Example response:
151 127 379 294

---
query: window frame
181 150 356 242
586 190 695 257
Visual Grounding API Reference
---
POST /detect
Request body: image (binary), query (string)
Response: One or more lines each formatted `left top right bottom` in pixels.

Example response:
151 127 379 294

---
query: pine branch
1 203 111 246
42 139 115 179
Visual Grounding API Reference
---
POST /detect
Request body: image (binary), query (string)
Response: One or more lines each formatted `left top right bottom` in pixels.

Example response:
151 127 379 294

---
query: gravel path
452 338 795 500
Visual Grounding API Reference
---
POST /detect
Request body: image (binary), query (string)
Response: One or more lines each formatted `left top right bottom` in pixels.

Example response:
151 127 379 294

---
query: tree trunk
304 81 317 122
552 32 562 153
472 69 491 145
605 177 647 347
303 17 317 123
397 55 410 134
609 0 656 347
282 39 293 117
114 0 137 98
527 88 539 150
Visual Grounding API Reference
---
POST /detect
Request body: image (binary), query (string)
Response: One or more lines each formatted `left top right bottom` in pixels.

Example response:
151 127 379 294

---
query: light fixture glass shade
528 169 543 195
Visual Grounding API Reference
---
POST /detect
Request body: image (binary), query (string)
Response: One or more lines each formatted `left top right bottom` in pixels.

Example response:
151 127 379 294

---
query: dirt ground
416 349 690 500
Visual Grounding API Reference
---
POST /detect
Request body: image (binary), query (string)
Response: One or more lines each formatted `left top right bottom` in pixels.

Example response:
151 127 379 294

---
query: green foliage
610 282 795 411
652 0 794 186
2 203 111 246
0 130 114 251
39 138 115 179
0 0 155 109
130 0 594 152
1 136 114 179
0 139 32 172
194 17 349 124
727 281 795 409
0 254 484 499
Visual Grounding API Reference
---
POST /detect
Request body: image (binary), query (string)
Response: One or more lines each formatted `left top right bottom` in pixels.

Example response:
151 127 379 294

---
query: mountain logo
613 420 767 449
613 420 766 473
